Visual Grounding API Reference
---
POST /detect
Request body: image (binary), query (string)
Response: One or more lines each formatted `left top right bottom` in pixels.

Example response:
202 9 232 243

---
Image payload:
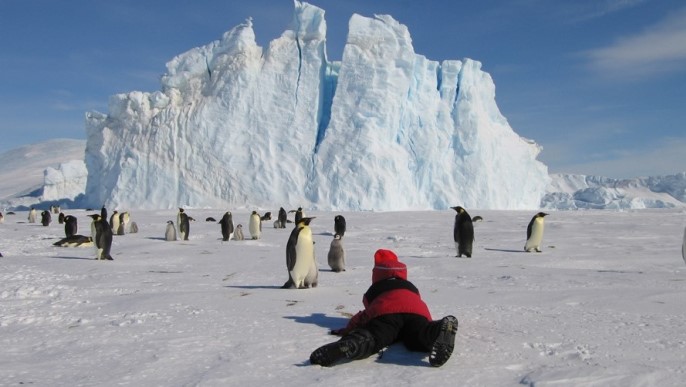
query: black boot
429 315 458 367
310 329 376 367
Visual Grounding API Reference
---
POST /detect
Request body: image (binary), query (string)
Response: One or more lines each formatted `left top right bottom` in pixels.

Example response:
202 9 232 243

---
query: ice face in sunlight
83 1 548 210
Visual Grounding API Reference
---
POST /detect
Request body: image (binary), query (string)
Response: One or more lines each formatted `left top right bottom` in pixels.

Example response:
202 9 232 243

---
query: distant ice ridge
42 160 87 202
543 173 686 210
84 1 549 211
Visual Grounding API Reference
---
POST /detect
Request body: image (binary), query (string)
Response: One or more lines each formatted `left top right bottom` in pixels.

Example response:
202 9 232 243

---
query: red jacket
341 249 432 333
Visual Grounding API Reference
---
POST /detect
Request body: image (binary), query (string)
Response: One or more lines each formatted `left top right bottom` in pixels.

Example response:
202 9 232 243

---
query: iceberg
83 1 549 211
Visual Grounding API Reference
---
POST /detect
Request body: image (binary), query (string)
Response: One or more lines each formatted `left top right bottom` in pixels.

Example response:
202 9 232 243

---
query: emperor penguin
179 210 190 241
40 210 52 227
249 211 262 240
53 235 93 247
90 214 99 240
294 207 304 226
327 234 346 272
681 226 685 265
89 214 113 260
117 212 129 235
110 211 120 234
101 206 107 220
64 215 78 238
0 212 4 224
524 212 549 252
234 224 245 240
58 212 65 224
260 212 272 221
334 215 347 238
177 208 184 233
451 206 474 258
129 221 139 234
165 220 177 241
276 207 288 228
282 217 318 289
219 211 234 241
28 208 37 223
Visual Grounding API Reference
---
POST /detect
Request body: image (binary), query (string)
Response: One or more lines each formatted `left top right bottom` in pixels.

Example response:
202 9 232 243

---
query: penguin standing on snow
282 217 318 289
289 207 304 227
451 206 474 257
178 210 190 241
28 208 37 223
117 212 129 235
249 211 262 240
58 212 65 224
219 211 234 241
165 220 177 241
110 210 120 234
64 215 78 237
40 210 52 227
89 214 113 260
334 215 346 238
327 234 345 272
234 224 245 240
524 212 549 252
275 207 288 228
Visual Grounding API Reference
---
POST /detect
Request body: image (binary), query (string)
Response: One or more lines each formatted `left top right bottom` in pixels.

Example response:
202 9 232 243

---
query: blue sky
1 0 684 178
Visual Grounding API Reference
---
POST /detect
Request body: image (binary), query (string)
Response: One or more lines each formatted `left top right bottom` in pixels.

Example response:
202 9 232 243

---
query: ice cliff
84 1 549 211
543 173 686 210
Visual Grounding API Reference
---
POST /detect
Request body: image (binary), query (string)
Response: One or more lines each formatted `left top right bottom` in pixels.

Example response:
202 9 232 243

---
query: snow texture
1 207 685 386
83 1 549 211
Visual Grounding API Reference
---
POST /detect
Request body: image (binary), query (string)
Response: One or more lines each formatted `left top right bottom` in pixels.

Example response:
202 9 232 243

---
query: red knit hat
372 249 407 283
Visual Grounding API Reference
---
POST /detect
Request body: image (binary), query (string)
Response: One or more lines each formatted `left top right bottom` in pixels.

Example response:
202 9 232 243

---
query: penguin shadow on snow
223 284 284 290
50 255 99 261
283 312 348 331
484 247 528 253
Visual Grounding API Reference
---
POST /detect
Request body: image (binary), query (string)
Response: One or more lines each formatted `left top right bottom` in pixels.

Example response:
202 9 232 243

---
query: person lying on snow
310 249 458 367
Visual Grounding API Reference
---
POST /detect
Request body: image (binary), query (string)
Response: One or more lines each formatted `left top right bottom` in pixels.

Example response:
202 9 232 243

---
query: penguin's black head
451 206 465 213
537 212 549 217
299 217 315 226
88 214 101 220
167 220 174 225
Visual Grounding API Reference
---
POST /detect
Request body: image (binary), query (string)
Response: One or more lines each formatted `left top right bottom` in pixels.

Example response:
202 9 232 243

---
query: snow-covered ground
1 207 685 386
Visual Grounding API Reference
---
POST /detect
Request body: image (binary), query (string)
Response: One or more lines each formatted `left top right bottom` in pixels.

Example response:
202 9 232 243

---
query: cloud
573 0 648 21
547 137 686 179
584 7 686 78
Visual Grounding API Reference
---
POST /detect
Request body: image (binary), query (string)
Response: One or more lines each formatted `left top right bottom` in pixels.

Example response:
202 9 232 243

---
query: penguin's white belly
249 217 261 239
165 225 177 241
291 229 317 288
525 220 545 251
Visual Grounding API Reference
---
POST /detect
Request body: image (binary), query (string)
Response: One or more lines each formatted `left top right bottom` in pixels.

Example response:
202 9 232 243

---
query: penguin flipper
286 228 301 271
526 220 533 240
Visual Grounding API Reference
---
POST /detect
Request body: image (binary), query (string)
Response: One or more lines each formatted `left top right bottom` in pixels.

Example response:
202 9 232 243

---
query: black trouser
362 313 440 353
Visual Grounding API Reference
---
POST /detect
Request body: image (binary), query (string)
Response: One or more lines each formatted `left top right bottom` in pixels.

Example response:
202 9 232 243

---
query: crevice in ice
294 35 303 106
314 62 337 154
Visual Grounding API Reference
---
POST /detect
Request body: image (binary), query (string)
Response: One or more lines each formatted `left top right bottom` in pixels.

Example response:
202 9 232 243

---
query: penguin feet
429 315 458 367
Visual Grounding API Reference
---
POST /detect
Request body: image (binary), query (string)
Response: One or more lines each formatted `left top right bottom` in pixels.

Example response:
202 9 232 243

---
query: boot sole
429 315 458 367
